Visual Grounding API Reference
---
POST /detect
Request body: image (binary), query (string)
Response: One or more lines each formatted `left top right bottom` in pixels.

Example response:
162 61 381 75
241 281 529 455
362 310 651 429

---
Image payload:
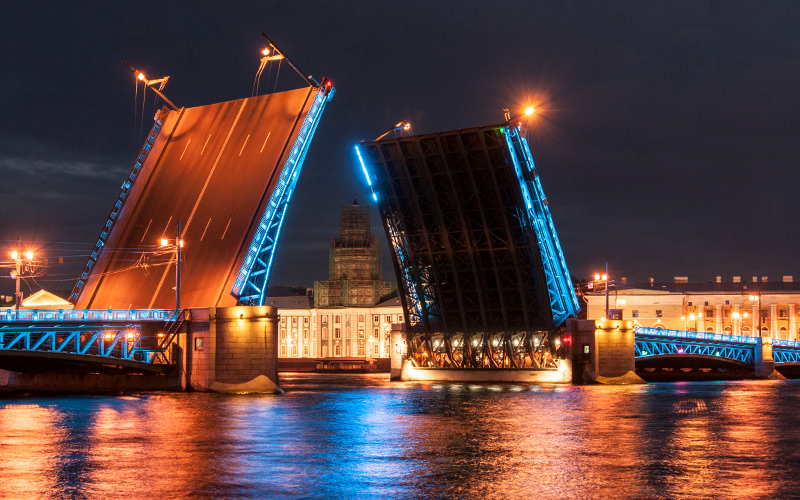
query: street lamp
594 262 610 319
160 222 184 310
9 246 35 309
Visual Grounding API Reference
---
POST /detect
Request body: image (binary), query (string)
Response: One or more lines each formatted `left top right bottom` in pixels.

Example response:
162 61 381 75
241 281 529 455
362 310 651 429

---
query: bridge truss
357 123 578 369
0 308 179 373
634 326 800 366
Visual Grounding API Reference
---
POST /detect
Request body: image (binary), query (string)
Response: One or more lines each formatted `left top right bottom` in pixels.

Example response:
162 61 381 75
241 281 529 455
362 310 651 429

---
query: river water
1 374 800 499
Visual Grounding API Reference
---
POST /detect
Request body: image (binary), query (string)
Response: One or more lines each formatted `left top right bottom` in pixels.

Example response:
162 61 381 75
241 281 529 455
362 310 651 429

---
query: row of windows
280 329 310 339
319 314 404 325
280 317 309 326
279 344 391 358
632 309 792 319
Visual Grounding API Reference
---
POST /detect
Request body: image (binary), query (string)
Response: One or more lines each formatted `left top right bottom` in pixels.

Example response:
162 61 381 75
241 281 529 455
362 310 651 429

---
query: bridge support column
566 319 644 384
185 306 281 392
754 336 783 379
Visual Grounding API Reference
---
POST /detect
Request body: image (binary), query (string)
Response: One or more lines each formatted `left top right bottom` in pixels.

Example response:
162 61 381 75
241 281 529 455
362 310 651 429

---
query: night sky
2 2 799 298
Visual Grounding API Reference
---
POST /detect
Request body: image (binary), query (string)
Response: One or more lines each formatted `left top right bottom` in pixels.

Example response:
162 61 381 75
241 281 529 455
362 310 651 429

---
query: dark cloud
1 1 799 296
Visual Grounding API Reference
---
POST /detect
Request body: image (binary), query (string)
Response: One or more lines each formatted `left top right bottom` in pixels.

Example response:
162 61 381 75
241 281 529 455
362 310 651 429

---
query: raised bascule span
357 123 580 373
71 82 334 309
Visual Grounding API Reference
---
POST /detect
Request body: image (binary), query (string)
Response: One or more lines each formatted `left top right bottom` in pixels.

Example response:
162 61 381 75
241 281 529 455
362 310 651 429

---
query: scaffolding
313 202 396 307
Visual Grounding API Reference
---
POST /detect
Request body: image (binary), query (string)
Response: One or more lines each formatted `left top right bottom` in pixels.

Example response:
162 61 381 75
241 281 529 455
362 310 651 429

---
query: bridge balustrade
634 326 800 366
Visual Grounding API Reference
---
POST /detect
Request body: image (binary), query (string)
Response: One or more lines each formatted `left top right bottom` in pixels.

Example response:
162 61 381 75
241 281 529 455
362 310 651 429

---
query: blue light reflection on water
2 375 800 499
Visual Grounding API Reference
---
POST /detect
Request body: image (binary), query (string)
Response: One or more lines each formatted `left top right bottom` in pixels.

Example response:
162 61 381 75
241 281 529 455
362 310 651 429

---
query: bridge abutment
754 336 784 380
183 306 281 393
567 319 645 384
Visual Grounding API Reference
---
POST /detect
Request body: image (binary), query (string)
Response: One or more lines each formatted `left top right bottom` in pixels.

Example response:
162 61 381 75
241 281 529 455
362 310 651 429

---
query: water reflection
2 376 800 498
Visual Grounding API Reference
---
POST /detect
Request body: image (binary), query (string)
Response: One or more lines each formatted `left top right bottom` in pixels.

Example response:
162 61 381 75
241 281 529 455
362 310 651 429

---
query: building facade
265 295 403 359
313 199 395 308
584 275 800 340
269 199 401 360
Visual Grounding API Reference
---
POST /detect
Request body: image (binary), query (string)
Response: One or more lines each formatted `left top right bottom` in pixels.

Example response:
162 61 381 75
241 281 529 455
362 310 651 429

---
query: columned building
267 199 400 360
584 275 800 340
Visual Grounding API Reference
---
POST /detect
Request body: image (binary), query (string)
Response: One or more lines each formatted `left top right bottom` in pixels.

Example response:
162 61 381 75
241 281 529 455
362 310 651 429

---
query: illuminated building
313 199 395 307
584 275 800 340
268 200 400 360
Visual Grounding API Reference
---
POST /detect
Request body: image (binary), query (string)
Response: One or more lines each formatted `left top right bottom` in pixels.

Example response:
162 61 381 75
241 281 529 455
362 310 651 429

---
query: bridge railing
0 325 159 363
635 326 758 345
0 309 175 323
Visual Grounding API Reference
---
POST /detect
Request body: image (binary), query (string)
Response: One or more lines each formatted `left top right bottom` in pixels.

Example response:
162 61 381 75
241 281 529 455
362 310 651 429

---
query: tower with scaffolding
313 198 396 307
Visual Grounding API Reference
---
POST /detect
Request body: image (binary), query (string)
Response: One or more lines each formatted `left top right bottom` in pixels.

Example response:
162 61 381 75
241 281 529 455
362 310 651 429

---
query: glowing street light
593 262 610 319
9 243 35 309
160 222 185 311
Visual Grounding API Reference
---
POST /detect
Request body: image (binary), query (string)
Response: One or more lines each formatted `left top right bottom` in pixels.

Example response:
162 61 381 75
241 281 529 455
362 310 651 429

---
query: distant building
0 289 73 309
268 199 401 359
265 294 403 359
584 275 800 340
313 198 395 307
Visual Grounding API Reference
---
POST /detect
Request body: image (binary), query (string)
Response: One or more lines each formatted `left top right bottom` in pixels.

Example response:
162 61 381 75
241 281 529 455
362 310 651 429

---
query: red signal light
562 335 572 346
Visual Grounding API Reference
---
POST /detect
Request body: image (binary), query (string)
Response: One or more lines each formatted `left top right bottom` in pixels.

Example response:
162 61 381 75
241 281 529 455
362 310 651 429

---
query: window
280 345 286 356
373 315 379 323
632 310 639 318
281 329 287 339
292 317 297 325
358 329 365 338
385 315 391 322
373 328 379 338
335 315 341 324
357 345 365 356
335 345 341 356
303 317 309 325
303 329 309 339
373 344 379 355
334 327 341 339
656 310 662 318
291 345 297 357
706 309 714 318
303 346 309 356
358 314 365 322
281 317 286 326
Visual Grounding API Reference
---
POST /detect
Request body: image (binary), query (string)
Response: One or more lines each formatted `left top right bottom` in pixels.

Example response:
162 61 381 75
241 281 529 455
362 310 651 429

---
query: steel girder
504 127 579 325
70 109 168 303
232 86 334 305
358 124 576 369
0 324 153 363
635 336 754 364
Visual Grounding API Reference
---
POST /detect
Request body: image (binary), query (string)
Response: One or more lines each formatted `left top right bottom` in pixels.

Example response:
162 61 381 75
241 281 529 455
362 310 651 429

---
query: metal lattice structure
0 308 180 371
232 85 335 304
356 124 579 369
70 110 167 302
635 327 757 365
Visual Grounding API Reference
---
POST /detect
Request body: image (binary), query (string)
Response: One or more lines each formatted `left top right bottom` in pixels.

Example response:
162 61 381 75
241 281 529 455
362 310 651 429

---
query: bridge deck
75 87 318 309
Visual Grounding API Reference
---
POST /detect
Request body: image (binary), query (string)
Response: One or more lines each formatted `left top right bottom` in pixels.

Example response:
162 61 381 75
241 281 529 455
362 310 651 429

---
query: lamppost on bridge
160 222 184 311
8 243 36 310
593 262 610 320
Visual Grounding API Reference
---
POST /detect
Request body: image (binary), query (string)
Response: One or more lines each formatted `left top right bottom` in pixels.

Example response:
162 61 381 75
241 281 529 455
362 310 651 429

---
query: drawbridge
1 46 334 376
356 122 579 369
71 79 334 309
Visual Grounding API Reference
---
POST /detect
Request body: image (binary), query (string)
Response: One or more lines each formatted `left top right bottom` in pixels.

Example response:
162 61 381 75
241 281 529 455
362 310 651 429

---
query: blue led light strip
231 86 334 304
69 110 168 303
355 145 378 202
503 127 579 326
